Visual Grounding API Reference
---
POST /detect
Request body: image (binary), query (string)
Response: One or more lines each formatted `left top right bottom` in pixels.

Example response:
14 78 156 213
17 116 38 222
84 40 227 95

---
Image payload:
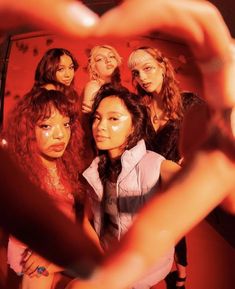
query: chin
96 144 109 151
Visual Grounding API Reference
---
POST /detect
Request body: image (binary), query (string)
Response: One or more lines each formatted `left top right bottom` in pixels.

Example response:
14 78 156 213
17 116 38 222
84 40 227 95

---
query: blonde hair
88 45 122 81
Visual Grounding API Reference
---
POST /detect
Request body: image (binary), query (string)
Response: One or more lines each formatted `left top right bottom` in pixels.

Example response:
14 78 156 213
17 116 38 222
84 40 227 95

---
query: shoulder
84 80 101 94
42 83 57 90
160 159 181 183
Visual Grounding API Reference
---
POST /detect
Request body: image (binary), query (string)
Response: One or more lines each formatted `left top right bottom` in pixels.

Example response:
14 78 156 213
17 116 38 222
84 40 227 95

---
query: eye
57 67 65 72
144 66 153 72
93 114 100 122
64 122 71 128
95 57 103 62
109 55 116 59
69 65 75 70
109 117 119 121
132 70 139 78
38 124 51 130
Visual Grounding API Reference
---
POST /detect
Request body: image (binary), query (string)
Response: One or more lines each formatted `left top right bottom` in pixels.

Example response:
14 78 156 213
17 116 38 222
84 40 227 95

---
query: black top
146 92 207 163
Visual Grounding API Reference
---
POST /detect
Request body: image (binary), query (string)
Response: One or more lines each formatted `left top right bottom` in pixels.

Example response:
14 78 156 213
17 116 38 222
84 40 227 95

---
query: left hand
22 251 50 277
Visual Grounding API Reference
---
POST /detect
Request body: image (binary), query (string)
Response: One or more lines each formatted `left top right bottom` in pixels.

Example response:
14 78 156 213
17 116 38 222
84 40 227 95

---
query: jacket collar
118 139 146 182
83 139 147 200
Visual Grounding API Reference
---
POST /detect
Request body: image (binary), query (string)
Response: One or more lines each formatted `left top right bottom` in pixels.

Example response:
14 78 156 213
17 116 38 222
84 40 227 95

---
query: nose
64 68 72 78
138 70 147 82
96 118 107 131
105 56 111 64
53 125 65 139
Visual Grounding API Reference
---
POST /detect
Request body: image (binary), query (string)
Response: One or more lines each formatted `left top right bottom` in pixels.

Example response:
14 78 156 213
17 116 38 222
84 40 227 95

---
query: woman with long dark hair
82 84 180 289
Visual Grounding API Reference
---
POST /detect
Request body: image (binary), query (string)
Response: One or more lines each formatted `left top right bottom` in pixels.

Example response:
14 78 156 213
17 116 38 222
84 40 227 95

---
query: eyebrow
95 110 123 115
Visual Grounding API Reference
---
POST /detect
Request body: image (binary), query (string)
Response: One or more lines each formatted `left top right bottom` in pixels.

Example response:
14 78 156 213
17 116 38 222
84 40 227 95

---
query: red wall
3 32 202 126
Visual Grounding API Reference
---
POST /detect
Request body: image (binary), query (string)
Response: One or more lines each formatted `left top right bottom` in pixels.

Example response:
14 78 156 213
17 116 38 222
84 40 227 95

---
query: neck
39 155 57 170
151 92 163 108
101 75 112 84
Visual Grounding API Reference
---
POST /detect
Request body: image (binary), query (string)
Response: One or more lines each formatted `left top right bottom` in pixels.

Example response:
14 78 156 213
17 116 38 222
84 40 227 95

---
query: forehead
97 96 129 114
94 47 114 57
129 50 157 69
38 106 68 121
59 54 73 65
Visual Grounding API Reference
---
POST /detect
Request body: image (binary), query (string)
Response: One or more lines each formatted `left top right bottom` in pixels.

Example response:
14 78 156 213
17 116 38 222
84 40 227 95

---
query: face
92 96 133 159
130 50 164 94
35 107 71 161
55 54 75 86
93 47 118 79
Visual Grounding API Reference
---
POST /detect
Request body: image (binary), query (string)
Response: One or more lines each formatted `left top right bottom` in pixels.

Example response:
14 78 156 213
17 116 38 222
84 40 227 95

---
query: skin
20 108 72 288
130 49 164 94
93 47 119 81
66 1 235 289
35 108 71 161
92 96 133 159
0 0 99 38
0 1 235 288
82 47 120 114
55 54 75 87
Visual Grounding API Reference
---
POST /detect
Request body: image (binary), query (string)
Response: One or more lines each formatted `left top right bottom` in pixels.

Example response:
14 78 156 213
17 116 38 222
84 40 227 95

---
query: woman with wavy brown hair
6 88 85 289
128 46 206 289
34 48 79 103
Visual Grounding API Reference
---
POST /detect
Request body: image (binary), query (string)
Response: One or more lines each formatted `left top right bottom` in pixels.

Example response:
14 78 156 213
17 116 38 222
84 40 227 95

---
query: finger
1 0 99 38
97 0 235 109
23 260 36 275
97 0 230 57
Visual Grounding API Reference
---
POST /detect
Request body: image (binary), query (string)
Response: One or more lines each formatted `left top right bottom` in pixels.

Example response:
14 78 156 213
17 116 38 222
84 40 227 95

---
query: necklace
151 101 164 124
153 113 161 123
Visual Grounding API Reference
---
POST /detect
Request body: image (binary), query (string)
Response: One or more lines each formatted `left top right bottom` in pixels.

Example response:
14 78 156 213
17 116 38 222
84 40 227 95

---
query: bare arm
67 148 235 289
66 1 235 288
82 81 101 113
0 148 102 277
97 0 235 109
0 0 98 37
160 160 181 185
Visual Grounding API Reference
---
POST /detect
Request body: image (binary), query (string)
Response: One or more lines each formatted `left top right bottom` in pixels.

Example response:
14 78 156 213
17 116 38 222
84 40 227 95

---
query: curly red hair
5 88 86 200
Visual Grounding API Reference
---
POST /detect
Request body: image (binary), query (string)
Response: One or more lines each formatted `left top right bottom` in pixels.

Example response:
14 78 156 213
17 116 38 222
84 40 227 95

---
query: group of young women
4 40 206 289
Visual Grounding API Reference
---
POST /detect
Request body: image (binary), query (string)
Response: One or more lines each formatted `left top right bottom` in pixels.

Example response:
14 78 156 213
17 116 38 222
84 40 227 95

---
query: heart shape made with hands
1 0 235 109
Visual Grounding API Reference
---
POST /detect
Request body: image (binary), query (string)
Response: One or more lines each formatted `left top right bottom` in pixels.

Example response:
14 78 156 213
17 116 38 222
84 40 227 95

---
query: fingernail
67 2 99 27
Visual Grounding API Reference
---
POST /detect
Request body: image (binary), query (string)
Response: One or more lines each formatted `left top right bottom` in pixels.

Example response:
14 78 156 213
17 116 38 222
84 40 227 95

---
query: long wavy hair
87 45 122 85
128 47 183 120
6 88 85 200
34 48 79 103
90 83 152 184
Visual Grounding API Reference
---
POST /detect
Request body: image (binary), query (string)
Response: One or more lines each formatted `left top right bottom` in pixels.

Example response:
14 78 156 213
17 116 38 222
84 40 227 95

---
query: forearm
0 148 102 276
89 149 235 289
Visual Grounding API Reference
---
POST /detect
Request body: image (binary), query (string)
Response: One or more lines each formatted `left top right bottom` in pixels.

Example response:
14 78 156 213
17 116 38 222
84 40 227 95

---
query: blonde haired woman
82 45 122 113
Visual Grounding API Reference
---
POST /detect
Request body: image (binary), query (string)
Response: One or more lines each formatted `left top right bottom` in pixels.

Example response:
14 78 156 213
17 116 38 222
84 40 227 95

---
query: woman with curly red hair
6 88 86 289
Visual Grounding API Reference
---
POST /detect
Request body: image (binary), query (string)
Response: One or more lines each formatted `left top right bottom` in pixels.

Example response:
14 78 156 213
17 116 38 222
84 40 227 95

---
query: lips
106 64 114 69
142 82 151 89
63 79 72 85
95 135 109 142
50 143 66 152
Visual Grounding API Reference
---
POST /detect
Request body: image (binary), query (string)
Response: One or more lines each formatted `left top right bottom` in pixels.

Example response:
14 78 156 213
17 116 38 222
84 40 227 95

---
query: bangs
30 89 75 123
128 50 153 70
127 48 162 70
